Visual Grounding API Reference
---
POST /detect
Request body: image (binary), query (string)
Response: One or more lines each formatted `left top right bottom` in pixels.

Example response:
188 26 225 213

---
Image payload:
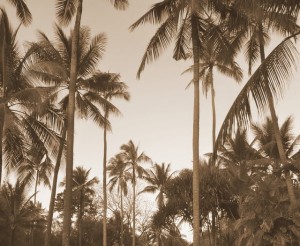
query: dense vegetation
0 0 299 245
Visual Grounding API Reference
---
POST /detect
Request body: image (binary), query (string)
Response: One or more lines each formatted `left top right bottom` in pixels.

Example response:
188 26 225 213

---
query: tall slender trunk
120 185 124 246
0 21 7 185
210 68 216 155
78 190 84 246
62 0 83 245
132 165 136 246
103 108 108 246
11 228 15 246
45 122 67 246
258 23 298 208
210 69 217 246
191 8 201 246
34 170 39 204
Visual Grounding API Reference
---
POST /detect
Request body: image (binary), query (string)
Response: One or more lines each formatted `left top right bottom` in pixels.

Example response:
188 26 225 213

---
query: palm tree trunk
132 165 136 246
45 122 67 246
120 187 124 246
11 228 15 246
62 0 83 245
210 69 217 246
210 69 216 155
78 190 84 246
34 170 39 204
191 8 201 246
258 23 298 208
103 108 108 246
0 21 7 185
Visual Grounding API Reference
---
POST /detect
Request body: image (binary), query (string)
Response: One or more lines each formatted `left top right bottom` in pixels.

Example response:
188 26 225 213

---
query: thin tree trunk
11 228 15 246
210 70 217 245
0 21 7 185
103 108 108 246
78 190 84 246
132 165 136 246
62 0 83 245
191 8 201 246
120 187 124 246
258 23 298 208
210 69 216 156
34 170 39 204
45 122 67 246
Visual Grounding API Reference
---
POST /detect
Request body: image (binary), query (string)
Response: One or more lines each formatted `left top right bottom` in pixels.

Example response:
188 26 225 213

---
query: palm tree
141 162 174 209
101 76 130 246
108 154 132 246
55 0 129 244
71 166 99 246
0 0 32 183
130 2 232 244
27 26 121 246
17 146 54 204
215 1 300 208
0 9 57 184
118 140 151 246
0 181 44 246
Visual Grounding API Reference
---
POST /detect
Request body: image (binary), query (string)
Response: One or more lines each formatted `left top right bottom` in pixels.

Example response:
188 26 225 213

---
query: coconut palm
55 0 129 244
118 140 151 246
17 145 54 205
225 0 300 208
101 76 130 246
0 9 58 185
108 154 132 246
0 181 44 246
71 166 99 246
27 26 121 246
130 1 231 244
141 162 174 209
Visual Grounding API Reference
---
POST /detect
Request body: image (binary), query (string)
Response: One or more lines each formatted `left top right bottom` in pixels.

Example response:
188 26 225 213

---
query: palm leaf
215 32 299 153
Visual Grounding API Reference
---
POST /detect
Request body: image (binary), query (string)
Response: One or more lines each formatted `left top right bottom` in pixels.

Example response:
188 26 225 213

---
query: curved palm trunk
258 23 297 208
191 10 201 246
62 1 83 245
103 108 108 246
120 186 124 246
45 122 67 246
132 165 136 246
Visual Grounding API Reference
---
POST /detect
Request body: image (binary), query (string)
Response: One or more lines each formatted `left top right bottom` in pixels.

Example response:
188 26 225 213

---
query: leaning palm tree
217 0 300 208
118 140 151 246
101 79 130 246
214 32 300 209
55 0 129 244
107 154 132 246
27 25 121 246
130 1 231 244
0 181 44 246
141 162 174 209
17 145 54 204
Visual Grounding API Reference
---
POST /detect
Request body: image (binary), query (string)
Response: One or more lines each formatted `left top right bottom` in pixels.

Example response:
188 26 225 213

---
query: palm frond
6 0 32 25
56 0 77 25
215 32 299 153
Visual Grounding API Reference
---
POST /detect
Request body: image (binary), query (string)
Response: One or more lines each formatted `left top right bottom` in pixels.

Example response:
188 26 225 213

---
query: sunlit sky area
4 0 300 238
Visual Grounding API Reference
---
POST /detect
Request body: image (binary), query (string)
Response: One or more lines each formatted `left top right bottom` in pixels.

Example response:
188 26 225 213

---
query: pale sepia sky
4 0 300 218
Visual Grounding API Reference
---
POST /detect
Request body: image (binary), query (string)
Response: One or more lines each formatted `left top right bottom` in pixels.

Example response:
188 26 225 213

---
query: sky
4 0 300 240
